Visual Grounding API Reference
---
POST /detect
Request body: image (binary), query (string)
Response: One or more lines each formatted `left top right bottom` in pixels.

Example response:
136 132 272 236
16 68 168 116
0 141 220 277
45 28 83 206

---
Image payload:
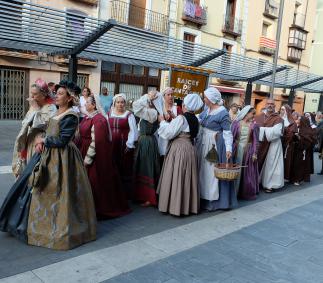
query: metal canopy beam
189 50 225 67
292 76 323 90
53 19 116 56
247 65 289 82
1 0 323 94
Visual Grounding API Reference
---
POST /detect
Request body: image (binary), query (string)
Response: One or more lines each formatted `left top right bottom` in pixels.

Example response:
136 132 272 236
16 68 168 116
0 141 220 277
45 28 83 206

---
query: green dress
134 119 160 205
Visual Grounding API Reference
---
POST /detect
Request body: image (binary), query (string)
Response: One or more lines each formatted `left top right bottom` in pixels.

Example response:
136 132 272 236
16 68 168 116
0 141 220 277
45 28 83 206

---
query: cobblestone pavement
0 120 322 283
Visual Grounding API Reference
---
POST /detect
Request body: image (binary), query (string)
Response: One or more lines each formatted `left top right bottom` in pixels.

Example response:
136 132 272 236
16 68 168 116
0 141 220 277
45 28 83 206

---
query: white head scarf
151 92 164 115
113 93 127 106
204 87 223 105
183 93 203 112
162 87 174 96
281 106 290 127
235 105 251 121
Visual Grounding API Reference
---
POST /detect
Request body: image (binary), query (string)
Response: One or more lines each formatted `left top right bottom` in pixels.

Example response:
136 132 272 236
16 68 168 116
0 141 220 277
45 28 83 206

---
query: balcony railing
259 36 276 56
293 13 306 29
182 1 207 26
263 0 278 19
222 15 243 37
110 0 169 35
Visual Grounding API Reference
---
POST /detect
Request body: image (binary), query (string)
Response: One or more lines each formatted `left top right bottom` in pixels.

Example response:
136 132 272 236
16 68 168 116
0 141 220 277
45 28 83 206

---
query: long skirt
0 153 41 242
27 143 96 250
157 134 199 216
198 128 237 211
134 134 160 205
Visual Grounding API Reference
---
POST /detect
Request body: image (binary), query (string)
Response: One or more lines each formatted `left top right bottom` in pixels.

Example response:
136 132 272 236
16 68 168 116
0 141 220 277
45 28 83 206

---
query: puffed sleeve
158 115 185 140
44 115 78 148
31 104 57 130
126 113 139 148
221 112 233 152
132 94 158 123
84 124 96 165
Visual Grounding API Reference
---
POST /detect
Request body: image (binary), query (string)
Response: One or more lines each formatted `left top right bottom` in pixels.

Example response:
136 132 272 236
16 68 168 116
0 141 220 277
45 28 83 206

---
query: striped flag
259 36 276 49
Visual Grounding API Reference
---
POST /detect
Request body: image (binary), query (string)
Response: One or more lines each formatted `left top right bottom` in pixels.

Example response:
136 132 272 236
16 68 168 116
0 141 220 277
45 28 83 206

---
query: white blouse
79 96 88 117
110 110 139 148
158 115 189 141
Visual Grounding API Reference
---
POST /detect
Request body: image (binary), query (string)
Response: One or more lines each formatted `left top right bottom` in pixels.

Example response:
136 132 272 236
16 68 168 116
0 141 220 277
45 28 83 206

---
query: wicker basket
214 163 241 181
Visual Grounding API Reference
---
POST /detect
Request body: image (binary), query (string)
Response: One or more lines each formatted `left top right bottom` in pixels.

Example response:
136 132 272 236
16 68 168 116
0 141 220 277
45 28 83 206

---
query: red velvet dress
109 111 135 199
77 113 130 219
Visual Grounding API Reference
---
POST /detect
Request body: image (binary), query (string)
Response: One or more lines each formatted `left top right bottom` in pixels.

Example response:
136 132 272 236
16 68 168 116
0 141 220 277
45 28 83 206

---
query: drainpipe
269 0 285 99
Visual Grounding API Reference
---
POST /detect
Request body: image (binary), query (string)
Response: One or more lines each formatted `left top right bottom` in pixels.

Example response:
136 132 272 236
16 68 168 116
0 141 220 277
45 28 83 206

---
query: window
288 47 302 61
101 81 116 94
66 9 87 40
133 65 144 76
120 64 132 74
119 83 143 101
61 73 89 89
184 32 196 43
262 23 270 37
147 86 157 93
288 28 307 49
148 68 159 77
222 43 233 52
102 61 116 72
183 32 196 60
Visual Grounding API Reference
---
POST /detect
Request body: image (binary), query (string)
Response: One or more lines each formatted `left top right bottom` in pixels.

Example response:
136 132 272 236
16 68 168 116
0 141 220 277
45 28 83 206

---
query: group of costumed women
0 79 316 250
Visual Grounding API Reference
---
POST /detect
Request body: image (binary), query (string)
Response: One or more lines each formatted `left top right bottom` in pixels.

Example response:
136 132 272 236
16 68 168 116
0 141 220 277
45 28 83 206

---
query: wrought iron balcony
182 1 207 27
259 36 276 56
292 13 306 29
263 0 278 19
110 0 169 35
222 15 243 37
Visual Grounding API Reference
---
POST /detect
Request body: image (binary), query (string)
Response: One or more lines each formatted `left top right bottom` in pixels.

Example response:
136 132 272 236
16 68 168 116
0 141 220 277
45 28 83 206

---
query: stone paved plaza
0 120 322 283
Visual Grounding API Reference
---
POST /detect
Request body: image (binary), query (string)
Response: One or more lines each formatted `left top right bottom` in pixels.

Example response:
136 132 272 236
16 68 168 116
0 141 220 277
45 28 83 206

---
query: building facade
0 0 318 119
305 0 323 112
165 0 317 113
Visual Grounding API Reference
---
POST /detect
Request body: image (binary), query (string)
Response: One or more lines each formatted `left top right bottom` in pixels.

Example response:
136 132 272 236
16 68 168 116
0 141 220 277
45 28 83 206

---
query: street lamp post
270 0 285 99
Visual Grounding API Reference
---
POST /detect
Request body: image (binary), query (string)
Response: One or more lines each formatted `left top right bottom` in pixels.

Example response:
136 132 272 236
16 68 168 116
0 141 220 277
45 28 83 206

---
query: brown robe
290 117 317 183
282 105 298 181
254 112 283 172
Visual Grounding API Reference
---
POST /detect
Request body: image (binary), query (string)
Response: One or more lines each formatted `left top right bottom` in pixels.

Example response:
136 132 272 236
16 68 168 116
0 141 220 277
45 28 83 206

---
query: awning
211 85 245 95
0 0 323 93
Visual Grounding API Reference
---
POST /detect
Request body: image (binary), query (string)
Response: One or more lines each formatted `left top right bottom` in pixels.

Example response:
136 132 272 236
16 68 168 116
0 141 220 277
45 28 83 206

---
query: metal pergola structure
0 0 323 106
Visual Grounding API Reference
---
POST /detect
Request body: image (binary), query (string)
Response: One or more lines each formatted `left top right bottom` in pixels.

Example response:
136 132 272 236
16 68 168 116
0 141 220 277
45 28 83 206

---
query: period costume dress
281 105 298 182
108 108 138 198
132 93 163 205
255 112 284 191
157 93 202 216
27 109 96 250
77 111 130 219
231 106 259 200
158 105 183 156
197 105 236 211
12 103 57 176
290 117 317 183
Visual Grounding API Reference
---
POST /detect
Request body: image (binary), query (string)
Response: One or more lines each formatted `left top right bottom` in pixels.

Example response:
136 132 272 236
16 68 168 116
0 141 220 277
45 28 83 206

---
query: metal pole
245 80 252 105
319 93 323 112
68 54 77 84
270 0 285 99
288 88 295 106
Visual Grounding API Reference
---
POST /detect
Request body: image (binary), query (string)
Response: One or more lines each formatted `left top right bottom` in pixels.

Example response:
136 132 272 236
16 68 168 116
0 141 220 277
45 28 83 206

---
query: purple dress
231 121 259 200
